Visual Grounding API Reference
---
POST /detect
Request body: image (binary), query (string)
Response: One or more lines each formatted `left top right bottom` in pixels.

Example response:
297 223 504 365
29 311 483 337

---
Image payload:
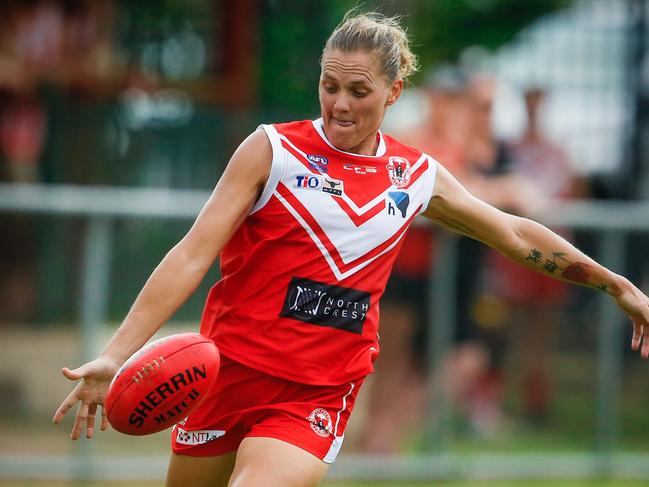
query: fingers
643 322 649 360
62 363 90 381
101 404 109 431
86 404 97 439
631 318 643 352
630 313 649 359
52 387 79 424
71 401 89 440
642 303 649 359
53 391 106 440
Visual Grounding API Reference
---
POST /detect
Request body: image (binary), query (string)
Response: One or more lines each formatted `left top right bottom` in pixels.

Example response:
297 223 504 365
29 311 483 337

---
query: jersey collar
312 118 387 158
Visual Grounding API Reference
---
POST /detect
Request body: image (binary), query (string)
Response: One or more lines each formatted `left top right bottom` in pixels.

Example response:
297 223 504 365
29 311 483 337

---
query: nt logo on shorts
175 426 225 445
280 276 370 334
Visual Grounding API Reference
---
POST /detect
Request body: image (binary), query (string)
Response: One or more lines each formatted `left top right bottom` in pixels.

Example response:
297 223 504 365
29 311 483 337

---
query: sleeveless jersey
200 119 438 385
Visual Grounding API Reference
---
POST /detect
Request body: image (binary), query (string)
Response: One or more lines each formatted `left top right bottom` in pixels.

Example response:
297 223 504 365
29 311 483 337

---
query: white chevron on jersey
259 122 436 281
279 134 429 215
274 188 411 280
280 171 426 263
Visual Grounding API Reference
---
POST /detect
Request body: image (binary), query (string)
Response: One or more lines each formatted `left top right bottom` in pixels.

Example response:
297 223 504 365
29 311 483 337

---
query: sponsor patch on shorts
175 427 226 445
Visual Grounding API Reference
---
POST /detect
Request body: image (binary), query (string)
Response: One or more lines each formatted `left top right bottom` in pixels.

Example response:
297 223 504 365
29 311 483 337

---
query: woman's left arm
424 163 649 358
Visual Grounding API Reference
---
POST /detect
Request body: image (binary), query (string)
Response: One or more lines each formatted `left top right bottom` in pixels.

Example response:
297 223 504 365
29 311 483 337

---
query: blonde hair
323 10 419 82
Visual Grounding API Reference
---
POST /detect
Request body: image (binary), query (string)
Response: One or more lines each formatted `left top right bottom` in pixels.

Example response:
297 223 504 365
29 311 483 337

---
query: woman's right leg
166 451 237 487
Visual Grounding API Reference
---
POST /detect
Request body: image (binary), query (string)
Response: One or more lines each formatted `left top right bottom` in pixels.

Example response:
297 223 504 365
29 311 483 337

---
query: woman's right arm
53 128 272 439
101 129 271 365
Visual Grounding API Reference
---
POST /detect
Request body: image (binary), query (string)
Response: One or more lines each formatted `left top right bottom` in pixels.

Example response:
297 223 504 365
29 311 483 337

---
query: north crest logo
280 277 370 334
386 156 411 188
307 408 333 437
286 284 328 316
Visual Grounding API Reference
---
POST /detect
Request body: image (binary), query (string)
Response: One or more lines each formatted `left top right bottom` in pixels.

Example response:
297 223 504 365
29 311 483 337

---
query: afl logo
307 408 333 437
306 154 329 173
386 156 411 188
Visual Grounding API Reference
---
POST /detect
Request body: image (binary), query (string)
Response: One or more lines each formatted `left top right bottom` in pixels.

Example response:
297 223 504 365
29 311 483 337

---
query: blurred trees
258 0 569 117
0 0 572 325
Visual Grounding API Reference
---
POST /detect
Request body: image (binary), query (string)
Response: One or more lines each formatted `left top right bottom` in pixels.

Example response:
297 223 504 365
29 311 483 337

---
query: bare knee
166 451 236 487
228 437 328 487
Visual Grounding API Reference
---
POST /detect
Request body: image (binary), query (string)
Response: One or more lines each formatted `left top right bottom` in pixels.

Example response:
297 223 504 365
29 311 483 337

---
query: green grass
2 481 649 487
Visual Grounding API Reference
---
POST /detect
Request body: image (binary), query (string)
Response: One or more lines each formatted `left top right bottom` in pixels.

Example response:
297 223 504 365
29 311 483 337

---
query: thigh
228 437 329 487
166 451 236 487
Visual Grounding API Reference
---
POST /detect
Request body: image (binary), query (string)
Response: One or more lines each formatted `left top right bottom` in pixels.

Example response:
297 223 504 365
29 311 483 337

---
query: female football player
54 11 649 487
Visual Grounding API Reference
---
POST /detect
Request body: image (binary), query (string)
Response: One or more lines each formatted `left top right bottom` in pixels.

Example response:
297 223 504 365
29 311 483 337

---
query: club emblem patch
386 156 411 188
307 408 333 437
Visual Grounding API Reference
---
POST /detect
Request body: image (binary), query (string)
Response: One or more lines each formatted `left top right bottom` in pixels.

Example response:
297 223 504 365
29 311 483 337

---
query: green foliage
1 480 648 487
259 1 334 119
408 0 569 73
259 0 570 117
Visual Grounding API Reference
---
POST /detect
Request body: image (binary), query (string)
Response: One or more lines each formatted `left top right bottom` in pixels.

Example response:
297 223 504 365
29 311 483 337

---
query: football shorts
171 354 363 463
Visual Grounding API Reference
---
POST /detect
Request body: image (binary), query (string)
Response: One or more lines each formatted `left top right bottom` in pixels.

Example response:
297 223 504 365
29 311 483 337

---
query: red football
105 332 220 435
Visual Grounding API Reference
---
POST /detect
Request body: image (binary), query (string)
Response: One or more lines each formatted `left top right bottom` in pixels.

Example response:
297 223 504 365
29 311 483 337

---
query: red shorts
171 354 363 463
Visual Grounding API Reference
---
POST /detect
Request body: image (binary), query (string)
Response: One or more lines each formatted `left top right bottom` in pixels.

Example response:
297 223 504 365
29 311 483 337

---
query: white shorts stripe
334 382 355 436
322 382 355 464
323 434 344 464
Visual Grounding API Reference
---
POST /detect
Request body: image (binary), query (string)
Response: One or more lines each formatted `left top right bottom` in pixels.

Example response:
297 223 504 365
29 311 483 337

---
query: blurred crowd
356 65 590 452
0 0 122 323
0 0 119 184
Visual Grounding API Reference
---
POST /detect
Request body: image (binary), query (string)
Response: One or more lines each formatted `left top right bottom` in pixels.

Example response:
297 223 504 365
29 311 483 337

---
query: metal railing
1 183 649 481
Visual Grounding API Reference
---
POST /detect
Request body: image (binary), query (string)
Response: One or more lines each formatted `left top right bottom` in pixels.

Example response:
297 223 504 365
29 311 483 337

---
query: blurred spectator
0 0 118 183
477 87 586 422
356 67 547 452
356 65 471 453
454 73 518 437
0 0 118 323
0 0 59 322
0 0 57 183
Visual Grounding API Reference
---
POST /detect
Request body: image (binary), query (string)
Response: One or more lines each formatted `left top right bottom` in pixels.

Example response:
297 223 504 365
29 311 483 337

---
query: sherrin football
105 332 220 435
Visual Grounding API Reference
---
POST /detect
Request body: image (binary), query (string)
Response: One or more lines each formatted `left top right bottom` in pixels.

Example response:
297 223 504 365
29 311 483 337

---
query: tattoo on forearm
543 259 559 273
552 252 570 264
438 217 477 237
561 262 591 284
524 249 615 295
526 249 542 263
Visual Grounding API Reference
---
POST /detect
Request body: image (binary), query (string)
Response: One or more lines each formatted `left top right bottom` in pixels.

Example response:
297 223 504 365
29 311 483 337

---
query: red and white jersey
200 119 438 385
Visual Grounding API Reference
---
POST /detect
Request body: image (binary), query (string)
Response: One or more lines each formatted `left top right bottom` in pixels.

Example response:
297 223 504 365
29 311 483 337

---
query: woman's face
319 49 402 155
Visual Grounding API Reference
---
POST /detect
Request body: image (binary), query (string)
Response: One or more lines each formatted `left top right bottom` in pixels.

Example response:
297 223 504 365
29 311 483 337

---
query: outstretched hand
614 280 649 359
52 356 121 440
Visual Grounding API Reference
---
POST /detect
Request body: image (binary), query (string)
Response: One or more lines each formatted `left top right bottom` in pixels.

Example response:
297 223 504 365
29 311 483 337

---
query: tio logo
295 175 322 189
